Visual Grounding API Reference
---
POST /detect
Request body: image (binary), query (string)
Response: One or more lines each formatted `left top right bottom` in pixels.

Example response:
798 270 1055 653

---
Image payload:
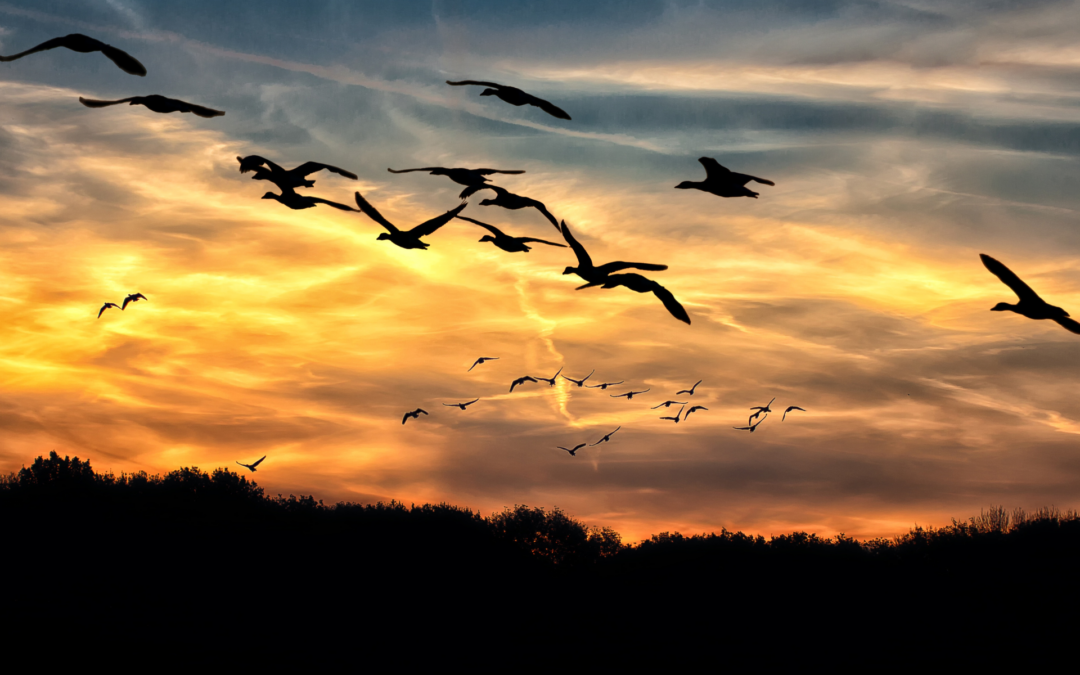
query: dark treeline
4 452 1077 665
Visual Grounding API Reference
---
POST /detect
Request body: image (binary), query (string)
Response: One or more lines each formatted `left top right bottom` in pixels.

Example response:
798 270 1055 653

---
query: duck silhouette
79 95 224 118
676 380 702 395
685 405 709 420
558 443 587 456
611 388 650 400
402 408 428 425
97 302 120 318
236 456 266 472
354 192 466 250
476 186 560 231
388 166 525 200
263 187 357 212
782 406 805 421
585 381 624 390
1 34 146 76
443 398 480 410
660 405 685 423
534 366 563 387
676 157 774 198
469 357 499 372
590 427 621 446
456 216 567 253
238 156 357 191
446 80 571 120
510 376 538 393
121 293 147 310
562 369 594 387
651 400 687 409
981 254 1080 334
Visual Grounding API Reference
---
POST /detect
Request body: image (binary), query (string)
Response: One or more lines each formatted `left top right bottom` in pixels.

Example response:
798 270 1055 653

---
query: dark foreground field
4 453 1076 666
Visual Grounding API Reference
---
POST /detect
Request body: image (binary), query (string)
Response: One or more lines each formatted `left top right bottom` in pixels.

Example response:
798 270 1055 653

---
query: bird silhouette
561 220 669 287
469 357 499 371
79 95 224 118
1 34 146 76
238 156 357 191
446 80 571 120
685 405 709 420
676 380 702 395
749 397 775 425
121 293 147 310
733 415 767 432
585 381 624 390
651 400 687 409
534 367 563 387
236 455 266 472
782 406 805 421
660 406 685 423
580 273 690 325
675 157 774 198
562 369 595 387
388 167 525 200
443 398 480 410
354 192 466 250
476 186 560 231
611 389 650 400
980 254 1080 334
509 376 538 393
263 187 357 212
456 216 567 253
97 302 120 318
558 443 587 456
590 427 621 446
402 408 428 425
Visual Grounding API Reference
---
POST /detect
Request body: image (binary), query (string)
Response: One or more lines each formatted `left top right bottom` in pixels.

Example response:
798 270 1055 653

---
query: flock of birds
5 32 1078 473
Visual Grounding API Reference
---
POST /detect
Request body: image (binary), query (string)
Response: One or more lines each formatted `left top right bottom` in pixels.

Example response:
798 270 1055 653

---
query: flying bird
590 427 621 446
121 293 147 310
238 156 357 191
581 273 690 325
675 157 774 199
509 376 538 393
97 302 120 318
782 406 806 421
585 381 624 390
402 409 429 425
562 370 595 387
456 216 567 253
469 357 499 372
651 400 687 409
446 80 571 120
534 367 563 387
0 33 146 76
685 405 709 420
611 389 650 400
660 406 685 423
79 95 224 118
388 167 525 200
734 415 767 433
980 254 1080 335
263 187 357 212
236 456 266 472
354 191 466 250
749 398 775 425
676 380 702 395
558 444 587 456
443 398 480 410
476 186 560 231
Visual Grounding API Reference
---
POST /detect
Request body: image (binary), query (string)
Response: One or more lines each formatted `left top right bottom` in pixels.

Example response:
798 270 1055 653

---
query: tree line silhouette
4 452 1077 665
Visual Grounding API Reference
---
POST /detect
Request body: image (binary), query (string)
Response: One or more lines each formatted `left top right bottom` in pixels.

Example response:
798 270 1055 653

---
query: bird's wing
469 359 482 371
97 304 108 318
402 413 410 424
180 101 226 118
98 43 147 76
412 203 468 237
560 221 594 269
698 157 731 180
455 215 504 237
746 174 775 186
464 398 480 405
635 389 650 395
458 184 488 200
474 169 525 175
534 203 561 231
1053 316 1080 335
517 237 567 248
442 403 458 406
980 254 1042 303
418 409 428 415
530 97 572 121
733 425 750 430
354 192 399 233
78 97 137 108
651 284 691 325
122 297 132 310
310 197 358 212
446 80 503 88
0 36 73 61
610 393 627 398
611 426 621 434
236 461 249 468
251 456 266 467
293 162 358 180
387 167 442 174
594 262 669 275
135 293 146 300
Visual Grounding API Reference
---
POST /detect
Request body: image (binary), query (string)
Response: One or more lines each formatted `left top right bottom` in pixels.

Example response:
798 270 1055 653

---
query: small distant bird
509 376 538 393
443 398 480 410
980 253 1080 334
660 406 685 423
79 95 224 118
354 192 466 250
651 400 687 409
534 367 563 387
236 455 266 472
590 427 621 446
121 293 147 310
585 381 624 390
611 389 650 400
238 156 357 191
675 157 774 199
97 302 120 318
388 167 526 200
782 406 805 421
477 186 560 231
676 380 702 395
456 216 567 253
446 80 571 120
469 357 499 372
402 408 429 425
1 33 146 76
749 397 775 425
263 187 357 212
559 443 587 456
733 415 767 432
562 370 595 387
685 405 708 420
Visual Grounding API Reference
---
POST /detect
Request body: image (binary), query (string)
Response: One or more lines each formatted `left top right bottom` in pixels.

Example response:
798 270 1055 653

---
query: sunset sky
2 0 1080 541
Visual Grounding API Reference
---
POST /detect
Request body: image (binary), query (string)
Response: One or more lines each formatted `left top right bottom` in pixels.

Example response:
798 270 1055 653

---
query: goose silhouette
590 427 621 446
509 376 538 393
534 367 563 387
402 408 428 425
446 80 571 120
238 156 357 191
444 398 480 410
734 415 767 432
354 192 466 250
660 406 685 423
477 186 560 231
685 405 708 420
79 95 224 118
676 157 774 198
1 34 146 76
97 302 120 318
980 254 1080 334
263 187 356 212
388 166 525 200
559 443 587 456
122 293 147 310
562 369 594 387
456 216 566 253
611 389 650 400
676 380 702 395
782 406 805 421
236 456 266 472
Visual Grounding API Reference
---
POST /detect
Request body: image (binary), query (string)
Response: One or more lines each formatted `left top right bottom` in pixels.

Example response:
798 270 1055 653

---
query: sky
2 0 1080 542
